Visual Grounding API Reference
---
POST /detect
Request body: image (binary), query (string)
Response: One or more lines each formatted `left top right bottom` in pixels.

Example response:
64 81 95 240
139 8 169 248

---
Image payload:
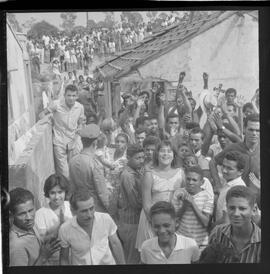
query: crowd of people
9 70 261 265
27 13 182 76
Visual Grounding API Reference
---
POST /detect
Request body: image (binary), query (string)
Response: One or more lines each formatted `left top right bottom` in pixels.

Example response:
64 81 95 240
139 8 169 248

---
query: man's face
128 152 145 170
144 144 156 162
48 185 65 208
227 105 236 117
218 134 230 149
244 107 254 117
186 172 203 195
189 133 203 153
227 197 254 229
75 197 95 226
222 158 242 182
167 117 180 132
64 90 78 108
149 119 158 134
244 121 260 145
135 132 146 147
13 200 35 231
151 213 176 245
116 136 127 152
226 92 236 104
68 72 73 79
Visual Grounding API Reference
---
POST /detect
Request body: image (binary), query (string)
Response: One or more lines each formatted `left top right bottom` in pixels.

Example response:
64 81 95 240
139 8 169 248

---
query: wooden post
104 80 112 118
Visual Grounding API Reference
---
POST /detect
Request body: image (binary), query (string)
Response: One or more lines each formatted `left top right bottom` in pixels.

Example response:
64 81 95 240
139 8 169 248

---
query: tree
146 11 158 22
60 12 77 34
27 20 59 40
87 19 97 30
103 12 116 29
120 12 144 28
7 13 22 32
71 25 86 36
21 17 37 32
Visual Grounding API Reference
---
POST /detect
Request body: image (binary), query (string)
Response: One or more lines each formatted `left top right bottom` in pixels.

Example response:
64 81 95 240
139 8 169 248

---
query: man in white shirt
59 189 125 265
140 201 200 264
214 151 246 226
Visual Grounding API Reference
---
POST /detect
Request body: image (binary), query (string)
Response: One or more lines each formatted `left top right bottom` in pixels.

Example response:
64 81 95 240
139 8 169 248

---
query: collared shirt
140 233 200 264
214 141 260 187
215 176 246 221
195 150 210 170
9 225 42 266
118 165 142 224
58 213 117 265
48 98 84 148
69 150 110 212
209 222 261 263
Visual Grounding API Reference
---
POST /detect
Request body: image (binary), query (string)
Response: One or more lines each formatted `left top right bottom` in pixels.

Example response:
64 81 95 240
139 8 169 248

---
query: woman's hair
152 140 178 168
43 174 70 199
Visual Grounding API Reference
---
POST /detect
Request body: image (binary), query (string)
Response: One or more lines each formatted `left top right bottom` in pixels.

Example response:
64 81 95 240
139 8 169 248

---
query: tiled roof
94 11 254 80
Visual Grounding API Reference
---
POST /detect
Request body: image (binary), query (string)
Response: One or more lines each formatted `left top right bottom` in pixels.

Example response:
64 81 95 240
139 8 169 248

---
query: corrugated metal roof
95 11 255 80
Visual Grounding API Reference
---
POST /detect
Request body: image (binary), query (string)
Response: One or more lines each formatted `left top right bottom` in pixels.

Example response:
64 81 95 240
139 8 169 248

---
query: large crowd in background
9 67 261 265
26 13 182 76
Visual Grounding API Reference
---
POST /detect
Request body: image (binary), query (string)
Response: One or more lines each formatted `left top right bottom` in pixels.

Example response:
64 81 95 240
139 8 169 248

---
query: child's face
128 152 145 170
177 145 191 159
185 171 203 195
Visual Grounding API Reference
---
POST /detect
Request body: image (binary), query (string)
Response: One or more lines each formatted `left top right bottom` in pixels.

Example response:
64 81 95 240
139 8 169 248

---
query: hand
137 97 145 107
184 193 194 205
178 71 186 83
159 93 166 105
203 72 209 81
235 95 245 108
39 237 61 260
213 112 223 129
249 172 260 189
208 113 218 133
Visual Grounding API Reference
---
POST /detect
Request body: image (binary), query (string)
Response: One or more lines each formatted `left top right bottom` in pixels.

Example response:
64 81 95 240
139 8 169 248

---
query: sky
13 12 150 32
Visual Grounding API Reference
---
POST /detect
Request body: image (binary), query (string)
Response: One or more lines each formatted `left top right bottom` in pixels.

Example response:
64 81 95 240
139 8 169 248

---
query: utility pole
86 12 89 29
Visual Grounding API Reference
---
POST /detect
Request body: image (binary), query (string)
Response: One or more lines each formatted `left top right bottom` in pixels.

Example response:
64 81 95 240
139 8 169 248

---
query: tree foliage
146 11 158 21
27 20 59 39
7 13 22 32
87 19 97 30
21 17 37 32
71 25 86 36
60 12 77 34
120 12 143 28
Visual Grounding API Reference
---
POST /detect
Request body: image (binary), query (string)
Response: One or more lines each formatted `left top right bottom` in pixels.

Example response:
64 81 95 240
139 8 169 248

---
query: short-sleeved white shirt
58 212 117 265
141 233 200 264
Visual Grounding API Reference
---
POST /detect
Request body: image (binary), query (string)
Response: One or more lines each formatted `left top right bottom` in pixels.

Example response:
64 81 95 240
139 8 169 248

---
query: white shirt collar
227 176 246 187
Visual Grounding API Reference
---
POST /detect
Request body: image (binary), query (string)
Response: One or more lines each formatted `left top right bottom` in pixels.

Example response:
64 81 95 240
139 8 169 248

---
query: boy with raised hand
174 166 214 250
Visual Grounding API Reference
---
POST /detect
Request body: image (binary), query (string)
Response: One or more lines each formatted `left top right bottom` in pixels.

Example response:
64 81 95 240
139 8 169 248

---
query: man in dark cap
69 124 110 213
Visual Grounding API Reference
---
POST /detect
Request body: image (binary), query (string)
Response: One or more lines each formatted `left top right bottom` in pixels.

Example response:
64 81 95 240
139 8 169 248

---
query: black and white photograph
3 8 263 268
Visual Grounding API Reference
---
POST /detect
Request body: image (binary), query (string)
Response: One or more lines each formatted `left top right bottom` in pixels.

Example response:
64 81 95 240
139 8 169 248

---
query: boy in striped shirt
175 166 214 250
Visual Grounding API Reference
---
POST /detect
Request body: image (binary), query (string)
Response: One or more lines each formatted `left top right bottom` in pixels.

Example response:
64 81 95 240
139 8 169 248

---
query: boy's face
189 133 203 153
177 145 191 159
144 144 156 162
135 132 146 147
222 158 242 182
226 92 236 104
227 197 254 228
128 152 145 170
185 171 203 195
151 213 176 245
149 119 158 134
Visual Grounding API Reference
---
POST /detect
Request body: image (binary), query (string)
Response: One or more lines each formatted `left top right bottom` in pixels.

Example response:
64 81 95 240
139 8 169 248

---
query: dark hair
81 137 97 148
185 122 200 130
143 136 160 148
135 116 148 128
135 127 147 136
243 113 259 128
44 174 70 199
243 102 254 113
153 140 178 168
226 103 237 112
147 115 158 122
150 201 176 219
139 90 150 99
225 88 237 97
189 127 205 140
70 189 93 210
177 141 190 150
65 84 78 94
87 113 98 124
226 185 256 207
127 144 144 158
9 188 34 214
166 113 180 123
183 153 198 165
224 151 246 171
185 166 204 180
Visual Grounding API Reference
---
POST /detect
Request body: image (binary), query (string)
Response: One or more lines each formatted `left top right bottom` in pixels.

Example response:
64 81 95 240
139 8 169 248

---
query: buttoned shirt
214 141 260 187
215 176 246 221
9 225 42 266
209 222 261 263
58 213 117 265
48 97 84 148
118 165 142 224
141 233 200 264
